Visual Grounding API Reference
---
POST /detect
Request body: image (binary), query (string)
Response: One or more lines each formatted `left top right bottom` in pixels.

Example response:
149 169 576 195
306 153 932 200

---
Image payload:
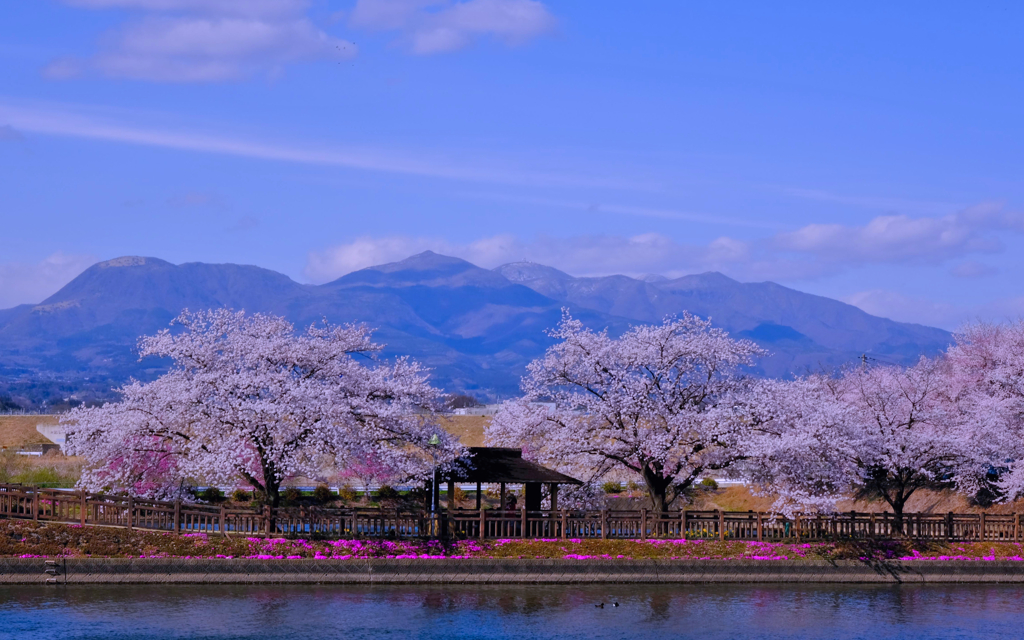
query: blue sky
2 1 1023 329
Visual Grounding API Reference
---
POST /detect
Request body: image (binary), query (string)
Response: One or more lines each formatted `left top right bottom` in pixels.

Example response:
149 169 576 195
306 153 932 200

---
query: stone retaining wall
3 558 1024 584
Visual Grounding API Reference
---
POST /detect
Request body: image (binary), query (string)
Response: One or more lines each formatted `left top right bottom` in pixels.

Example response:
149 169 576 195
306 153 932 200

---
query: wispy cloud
775 185 962 217
304 202 1024 283
843 289 1024 331
0 124 25 142
0 252 98 309
949 260 998 279
456 191 781 229
54 0 355 82
166 190 227 208
349 0 555 54
0 98 643 189
63 1 309 17
772 203 1018 266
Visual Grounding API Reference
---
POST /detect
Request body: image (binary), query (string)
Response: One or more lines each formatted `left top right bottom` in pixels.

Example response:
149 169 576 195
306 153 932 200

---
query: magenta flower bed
4 521 1024 560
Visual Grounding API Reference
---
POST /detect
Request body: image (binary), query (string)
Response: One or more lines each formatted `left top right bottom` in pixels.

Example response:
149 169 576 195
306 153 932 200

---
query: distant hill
0 252 950 407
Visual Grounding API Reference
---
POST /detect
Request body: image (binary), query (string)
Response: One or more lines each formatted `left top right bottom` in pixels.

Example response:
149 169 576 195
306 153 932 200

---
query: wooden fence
2 484 1022 542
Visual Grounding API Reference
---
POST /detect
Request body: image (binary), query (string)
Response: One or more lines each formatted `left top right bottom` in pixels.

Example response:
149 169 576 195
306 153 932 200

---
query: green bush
626 481 641 492
312 484 334 504
230 488 251 502
602 481 623 494
375 485 399 501
338 484 358 502
700 477 719 491
283 487 302 504
200 486 223 502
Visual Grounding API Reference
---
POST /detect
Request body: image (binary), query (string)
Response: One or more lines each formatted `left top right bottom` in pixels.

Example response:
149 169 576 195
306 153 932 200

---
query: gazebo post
476 482 482 509
447 478 456 538
550 483 559 511
500 483 507 537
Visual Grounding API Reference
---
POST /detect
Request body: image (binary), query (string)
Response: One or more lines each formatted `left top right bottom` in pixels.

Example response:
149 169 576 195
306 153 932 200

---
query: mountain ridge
0 252 950 406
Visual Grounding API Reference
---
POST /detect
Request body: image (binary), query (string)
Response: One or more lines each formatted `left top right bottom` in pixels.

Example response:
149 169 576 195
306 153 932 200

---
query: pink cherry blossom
63 309 463 504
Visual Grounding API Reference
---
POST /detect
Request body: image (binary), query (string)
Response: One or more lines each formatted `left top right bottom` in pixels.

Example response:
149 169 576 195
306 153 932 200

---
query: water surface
2 583 1023 639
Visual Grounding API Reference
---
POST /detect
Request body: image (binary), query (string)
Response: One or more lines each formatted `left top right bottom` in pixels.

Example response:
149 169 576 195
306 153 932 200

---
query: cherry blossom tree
748 359 987 527
486 311 766 514
63 309 462 505
734 376 852 515
945 321 1024 498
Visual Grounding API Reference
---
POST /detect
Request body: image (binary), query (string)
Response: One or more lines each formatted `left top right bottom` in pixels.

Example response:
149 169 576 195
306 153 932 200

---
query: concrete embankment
4 558 1024 584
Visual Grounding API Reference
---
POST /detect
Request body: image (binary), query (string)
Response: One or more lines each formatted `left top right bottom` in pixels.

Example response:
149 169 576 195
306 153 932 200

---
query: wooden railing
2 484 1022 541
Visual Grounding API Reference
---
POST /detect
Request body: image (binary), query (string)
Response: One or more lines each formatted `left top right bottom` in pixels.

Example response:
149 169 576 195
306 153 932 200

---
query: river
2 583 1023 639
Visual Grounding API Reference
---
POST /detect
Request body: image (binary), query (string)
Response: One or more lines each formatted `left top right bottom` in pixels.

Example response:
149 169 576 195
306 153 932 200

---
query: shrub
200 486 223 502
450 485 467 506
230 488 251 502
376 485 399 501
283 487 302 505
1 452 82 488
312 484 334 504
602 481 623 494
626 481 641 492
700 477 719 491
338 484 358 502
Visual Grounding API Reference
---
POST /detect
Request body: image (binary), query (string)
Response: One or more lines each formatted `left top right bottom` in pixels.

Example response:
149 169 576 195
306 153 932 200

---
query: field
438 415 488 446
5 414 1024 515
0 415 58 449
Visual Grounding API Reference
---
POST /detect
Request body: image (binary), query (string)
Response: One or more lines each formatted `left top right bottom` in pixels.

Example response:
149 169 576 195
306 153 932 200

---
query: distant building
36 424 68 452
453 404 502 417
452 402 557 417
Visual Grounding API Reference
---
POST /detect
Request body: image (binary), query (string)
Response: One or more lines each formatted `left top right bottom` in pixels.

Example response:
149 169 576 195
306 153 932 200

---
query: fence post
174 499 181 534
220 505 227 537
946 511 953 541
479 508 486 540
80 489 87 527
681 509 687 539
601 510 608 539
264 505 272 537
1016 513 1021 542
32 489 38 522
757 512 763 542
640 508 647 541
979 512 986 542
520 507 527 539
718 509 725 542
561 509 568 540
126 495 133 531
794 513 801 541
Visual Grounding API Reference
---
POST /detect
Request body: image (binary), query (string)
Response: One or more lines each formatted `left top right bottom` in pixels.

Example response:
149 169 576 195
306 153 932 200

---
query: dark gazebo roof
446 447 582 485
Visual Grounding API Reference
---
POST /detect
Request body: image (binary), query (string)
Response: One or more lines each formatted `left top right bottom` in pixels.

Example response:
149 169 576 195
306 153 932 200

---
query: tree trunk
890 497 908 536
266 483 281 508
641 466 673 515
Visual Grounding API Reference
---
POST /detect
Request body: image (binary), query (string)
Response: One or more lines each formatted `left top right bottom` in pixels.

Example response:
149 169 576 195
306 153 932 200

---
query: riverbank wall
4 558 1024 584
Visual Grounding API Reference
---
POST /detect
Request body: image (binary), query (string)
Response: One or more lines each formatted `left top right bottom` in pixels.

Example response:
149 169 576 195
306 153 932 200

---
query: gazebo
432 447 581 512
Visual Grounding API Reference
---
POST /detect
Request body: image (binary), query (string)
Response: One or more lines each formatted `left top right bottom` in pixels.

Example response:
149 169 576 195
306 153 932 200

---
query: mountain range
0 252 951 406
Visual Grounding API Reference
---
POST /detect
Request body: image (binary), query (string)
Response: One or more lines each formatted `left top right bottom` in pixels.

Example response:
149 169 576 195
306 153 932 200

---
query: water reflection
3 583 1024 639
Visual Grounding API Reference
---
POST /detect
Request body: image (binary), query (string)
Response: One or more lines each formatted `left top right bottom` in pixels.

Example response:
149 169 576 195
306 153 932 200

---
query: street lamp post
427 433 440 537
